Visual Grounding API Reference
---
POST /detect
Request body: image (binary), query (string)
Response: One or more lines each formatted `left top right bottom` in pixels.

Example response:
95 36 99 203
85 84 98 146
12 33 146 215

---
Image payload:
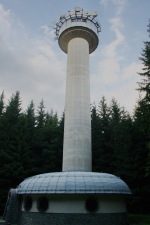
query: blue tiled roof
17 171 131 195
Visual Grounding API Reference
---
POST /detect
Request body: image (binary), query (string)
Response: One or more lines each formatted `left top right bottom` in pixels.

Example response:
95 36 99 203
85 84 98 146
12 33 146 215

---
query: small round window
23 196 32 211
37 196 49 212
85 198 99 213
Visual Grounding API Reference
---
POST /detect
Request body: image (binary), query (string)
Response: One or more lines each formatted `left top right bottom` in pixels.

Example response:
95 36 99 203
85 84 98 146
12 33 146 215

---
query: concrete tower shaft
54 7 100 172
63 37 91 171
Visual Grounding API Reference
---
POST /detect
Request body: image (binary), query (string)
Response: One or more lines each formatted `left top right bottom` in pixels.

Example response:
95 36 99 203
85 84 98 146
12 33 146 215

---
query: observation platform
53 7 101 53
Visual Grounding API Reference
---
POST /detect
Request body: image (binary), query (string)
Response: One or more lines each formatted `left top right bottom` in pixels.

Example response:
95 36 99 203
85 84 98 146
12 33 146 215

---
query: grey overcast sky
0 0 150 115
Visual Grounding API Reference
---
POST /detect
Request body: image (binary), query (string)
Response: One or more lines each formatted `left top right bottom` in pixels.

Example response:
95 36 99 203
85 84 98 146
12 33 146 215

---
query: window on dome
23 196 32 211
85 198 99 213
37 196 49 213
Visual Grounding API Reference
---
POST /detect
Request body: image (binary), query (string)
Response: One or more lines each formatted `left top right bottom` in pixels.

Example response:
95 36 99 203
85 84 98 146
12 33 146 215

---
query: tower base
20 211 129 225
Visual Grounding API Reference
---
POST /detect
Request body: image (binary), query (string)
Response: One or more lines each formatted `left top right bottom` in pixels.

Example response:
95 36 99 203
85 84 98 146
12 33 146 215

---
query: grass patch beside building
129 214 150 225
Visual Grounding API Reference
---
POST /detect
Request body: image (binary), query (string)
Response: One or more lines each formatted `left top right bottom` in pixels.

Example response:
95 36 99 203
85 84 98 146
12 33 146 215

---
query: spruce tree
110 99 133 182
136 21 150 176
0 92 23 214
97 97 113 173
132 21 150 212
0 91 5 116
138 21 150 101
91 104 101 172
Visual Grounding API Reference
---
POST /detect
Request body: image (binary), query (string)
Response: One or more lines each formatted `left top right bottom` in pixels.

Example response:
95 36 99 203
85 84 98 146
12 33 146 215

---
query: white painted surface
62 38 92 172
22 194 126 213
59 20 98 38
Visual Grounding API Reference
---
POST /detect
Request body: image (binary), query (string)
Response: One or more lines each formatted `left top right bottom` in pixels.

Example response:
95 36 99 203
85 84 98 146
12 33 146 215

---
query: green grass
129 214 150 225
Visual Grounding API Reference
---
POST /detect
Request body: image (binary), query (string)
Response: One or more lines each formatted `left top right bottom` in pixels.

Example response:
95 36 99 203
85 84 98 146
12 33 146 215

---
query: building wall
21 194 126 213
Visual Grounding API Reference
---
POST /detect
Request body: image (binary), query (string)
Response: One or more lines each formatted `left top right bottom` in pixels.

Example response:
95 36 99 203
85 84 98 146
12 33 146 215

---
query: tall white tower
5 8 130 225
54 7 100 171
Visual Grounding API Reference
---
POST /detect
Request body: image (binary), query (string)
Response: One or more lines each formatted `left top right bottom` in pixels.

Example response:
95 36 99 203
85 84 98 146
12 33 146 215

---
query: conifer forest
0 22 150 215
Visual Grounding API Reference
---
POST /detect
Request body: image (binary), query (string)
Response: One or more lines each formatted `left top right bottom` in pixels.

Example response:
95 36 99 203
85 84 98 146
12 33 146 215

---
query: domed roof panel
17 171 131 195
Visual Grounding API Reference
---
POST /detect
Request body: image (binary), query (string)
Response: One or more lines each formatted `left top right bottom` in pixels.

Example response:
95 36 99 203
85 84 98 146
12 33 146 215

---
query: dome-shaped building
12 171 130 225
